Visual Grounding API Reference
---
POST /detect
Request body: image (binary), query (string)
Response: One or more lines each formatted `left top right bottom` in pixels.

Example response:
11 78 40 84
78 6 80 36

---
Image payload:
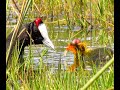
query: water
23 45 74 71
23 42 114 72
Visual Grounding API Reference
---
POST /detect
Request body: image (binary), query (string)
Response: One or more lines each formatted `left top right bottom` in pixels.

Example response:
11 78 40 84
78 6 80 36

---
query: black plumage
6 21 44 63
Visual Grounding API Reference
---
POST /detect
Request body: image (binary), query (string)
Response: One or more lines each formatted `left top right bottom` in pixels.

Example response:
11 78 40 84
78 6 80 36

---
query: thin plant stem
81 56 114 90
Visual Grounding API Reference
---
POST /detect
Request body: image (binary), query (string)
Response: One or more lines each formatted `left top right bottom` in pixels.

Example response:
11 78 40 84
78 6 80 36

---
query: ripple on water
24 44 114 72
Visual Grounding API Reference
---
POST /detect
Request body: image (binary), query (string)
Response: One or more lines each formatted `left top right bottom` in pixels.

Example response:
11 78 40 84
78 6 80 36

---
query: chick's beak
38 23 55 50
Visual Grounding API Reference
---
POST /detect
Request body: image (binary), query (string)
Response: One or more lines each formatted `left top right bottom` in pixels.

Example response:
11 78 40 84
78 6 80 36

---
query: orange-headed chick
64 39 87 71
64 39 113 72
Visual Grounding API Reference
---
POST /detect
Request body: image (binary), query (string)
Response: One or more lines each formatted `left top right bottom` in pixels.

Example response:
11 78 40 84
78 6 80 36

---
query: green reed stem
81 56 114 90
6 0 32 64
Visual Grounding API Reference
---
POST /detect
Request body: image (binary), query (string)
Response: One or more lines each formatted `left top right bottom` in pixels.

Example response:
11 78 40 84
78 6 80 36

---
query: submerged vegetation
6 0 114 90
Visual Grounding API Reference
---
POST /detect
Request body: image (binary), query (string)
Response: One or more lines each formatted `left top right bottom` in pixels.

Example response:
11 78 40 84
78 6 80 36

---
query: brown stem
11 0 21 16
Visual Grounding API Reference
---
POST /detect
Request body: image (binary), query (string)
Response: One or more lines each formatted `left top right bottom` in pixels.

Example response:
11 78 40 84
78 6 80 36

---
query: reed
6 0 33 64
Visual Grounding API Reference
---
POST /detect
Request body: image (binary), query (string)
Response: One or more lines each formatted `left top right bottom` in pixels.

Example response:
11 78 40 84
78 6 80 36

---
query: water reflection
24 43 114 71
24 45 74 69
